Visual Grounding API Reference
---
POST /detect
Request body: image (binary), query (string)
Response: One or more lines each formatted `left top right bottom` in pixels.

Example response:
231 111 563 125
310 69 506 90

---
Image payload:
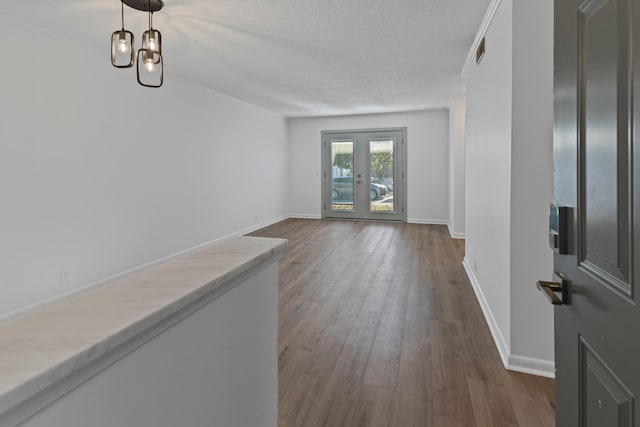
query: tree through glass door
330 140 357 213
369 139 395 214
323 128 406 221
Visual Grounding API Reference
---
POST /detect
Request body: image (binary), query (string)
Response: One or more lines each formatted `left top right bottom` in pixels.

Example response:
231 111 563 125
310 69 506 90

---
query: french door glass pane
369 139 394 213
331 141 356 211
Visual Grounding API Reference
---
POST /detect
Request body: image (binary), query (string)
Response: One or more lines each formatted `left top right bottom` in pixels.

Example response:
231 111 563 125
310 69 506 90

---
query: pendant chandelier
111 0 164 88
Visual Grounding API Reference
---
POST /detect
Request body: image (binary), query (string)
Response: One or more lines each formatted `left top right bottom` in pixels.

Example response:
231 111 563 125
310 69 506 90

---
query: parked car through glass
332 177 388 201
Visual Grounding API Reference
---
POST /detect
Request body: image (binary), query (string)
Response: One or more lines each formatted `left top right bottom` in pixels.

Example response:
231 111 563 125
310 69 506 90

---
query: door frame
320 127 407 222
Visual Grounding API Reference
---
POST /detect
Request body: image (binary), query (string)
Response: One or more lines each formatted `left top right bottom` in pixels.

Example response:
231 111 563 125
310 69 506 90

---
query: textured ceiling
0 0 490 117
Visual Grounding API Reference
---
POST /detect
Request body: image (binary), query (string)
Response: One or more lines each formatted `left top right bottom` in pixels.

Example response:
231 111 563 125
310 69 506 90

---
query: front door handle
537 272 569 305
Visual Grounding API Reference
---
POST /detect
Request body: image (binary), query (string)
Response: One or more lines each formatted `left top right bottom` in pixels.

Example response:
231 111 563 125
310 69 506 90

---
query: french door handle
536 272 569 305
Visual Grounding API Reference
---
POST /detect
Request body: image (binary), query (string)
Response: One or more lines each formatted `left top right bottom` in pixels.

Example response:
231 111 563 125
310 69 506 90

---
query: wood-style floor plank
249 219 556 427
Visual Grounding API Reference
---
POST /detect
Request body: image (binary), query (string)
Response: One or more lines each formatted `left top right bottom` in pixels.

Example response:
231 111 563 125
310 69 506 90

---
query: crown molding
461 0 504 76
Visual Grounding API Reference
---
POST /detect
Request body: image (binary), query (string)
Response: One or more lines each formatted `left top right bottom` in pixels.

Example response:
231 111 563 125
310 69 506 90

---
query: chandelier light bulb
149 38 157 51
118 38 129 53
145 58 156 72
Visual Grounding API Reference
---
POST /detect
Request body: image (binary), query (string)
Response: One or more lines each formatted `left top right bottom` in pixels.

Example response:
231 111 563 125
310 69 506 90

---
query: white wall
288 110 449 223
448 97 466 238
464 0 555 377
464 0 514 356
510 0 554 367
0 15 288 321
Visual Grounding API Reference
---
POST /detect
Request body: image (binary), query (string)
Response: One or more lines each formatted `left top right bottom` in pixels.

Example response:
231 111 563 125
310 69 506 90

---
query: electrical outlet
60 271 70 285
473 259 478 271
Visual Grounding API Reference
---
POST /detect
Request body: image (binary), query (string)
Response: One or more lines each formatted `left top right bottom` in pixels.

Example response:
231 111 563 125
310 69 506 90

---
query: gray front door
553 0 639 425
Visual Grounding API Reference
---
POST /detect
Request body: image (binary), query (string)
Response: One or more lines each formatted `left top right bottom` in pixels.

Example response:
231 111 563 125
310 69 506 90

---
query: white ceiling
1 0 490 117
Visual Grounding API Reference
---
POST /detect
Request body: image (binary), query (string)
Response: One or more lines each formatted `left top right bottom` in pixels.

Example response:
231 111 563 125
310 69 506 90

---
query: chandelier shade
137 48 163 87
111 30 135 68
110 1 135 68
142 29 162 62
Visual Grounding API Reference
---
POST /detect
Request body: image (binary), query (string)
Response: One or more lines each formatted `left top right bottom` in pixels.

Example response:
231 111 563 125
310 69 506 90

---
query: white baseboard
288 213 322 219
462 257 510 367
407 218 448 225
462 257 555 379
290 215 449 225
235 215 290 236
447 224 465 239
507 354 555 378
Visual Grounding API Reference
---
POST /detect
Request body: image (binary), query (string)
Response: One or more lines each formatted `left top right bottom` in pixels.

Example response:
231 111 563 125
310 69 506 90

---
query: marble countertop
0 236 287 417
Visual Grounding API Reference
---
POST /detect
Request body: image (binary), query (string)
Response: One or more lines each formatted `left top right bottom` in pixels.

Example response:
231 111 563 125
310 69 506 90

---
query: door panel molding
577 0 634 298
579 336 634 427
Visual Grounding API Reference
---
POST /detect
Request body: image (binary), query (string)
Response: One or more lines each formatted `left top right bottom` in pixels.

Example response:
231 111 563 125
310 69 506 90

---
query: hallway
250 219 555 427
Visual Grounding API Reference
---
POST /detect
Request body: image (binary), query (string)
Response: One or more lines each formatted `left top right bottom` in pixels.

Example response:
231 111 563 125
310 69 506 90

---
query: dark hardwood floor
249 219 555 427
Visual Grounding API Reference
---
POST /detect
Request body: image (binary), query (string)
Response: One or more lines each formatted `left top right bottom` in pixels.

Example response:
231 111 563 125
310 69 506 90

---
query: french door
322 128 406 221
